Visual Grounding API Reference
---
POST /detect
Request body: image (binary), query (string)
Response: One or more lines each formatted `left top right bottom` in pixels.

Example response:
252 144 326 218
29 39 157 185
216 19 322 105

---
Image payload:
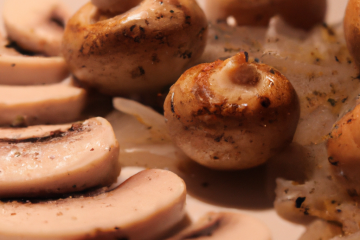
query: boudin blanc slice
0 169 186 240
0 117 120 198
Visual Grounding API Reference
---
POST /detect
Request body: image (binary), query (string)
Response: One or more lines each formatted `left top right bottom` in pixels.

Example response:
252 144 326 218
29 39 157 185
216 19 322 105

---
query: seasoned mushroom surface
0 169 186 240
62 0 208 95
0 117 120 198
164 52 300 170
3 0 70 56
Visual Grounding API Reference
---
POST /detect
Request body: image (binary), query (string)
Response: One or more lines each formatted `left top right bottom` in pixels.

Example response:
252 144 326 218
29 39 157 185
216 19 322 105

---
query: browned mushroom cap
199 0 325 29
344 0 360 68
0 169 186 240
164 52 300 170
0 117 120 198
327 104 360 195
3 0 71 56
168 212 271 240
62 0 208 95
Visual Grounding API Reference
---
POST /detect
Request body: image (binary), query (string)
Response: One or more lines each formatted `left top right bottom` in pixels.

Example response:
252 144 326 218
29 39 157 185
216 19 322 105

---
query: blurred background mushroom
197 0 326 30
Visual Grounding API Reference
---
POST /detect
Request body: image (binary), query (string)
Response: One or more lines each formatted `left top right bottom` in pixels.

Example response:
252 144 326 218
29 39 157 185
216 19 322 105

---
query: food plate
0 0 350 239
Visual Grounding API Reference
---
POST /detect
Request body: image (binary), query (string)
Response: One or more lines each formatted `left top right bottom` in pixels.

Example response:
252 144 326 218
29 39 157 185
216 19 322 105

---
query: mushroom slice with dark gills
62 0 208 95
0 34 69 85
0 169 186 240
0 117 120 198
164 52 300 170
3 0 71 56
167 212 271 240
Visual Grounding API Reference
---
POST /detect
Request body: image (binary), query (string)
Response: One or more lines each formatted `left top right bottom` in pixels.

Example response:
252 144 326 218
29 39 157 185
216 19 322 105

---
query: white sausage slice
0 117 120 198
0 169 186 240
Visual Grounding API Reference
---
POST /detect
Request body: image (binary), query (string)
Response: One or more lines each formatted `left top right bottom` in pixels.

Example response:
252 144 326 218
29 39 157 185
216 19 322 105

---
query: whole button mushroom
164 52 300 170
199 0 325 29
62 0 208 95
199 0 282 26
327 104 360 195
344 0 360 68
3 0 71 56
277 0 326 30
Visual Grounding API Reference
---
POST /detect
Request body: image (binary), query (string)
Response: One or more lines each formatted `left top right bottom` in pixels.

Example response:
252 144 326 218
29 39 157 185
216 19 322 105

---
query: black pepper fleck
295 197 306 208
244 51 249 62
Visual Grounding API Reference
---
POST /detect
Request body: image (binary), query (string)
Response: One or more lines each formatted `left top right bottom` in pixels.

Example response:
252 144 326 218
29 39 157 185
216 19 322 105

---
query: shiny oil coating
62 0 208 95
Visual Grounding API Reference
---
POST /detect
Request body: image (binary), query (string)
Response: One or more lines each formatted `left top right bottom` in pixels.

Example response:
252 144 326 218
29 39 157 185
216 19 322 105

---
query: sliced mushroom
0 34 69 85
164 52 300 170
168 212 271 240
327 104 360 194
0 78 88 126
0 117 120 198
0 169 186 240
3 0 70 56
62 0 208 95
